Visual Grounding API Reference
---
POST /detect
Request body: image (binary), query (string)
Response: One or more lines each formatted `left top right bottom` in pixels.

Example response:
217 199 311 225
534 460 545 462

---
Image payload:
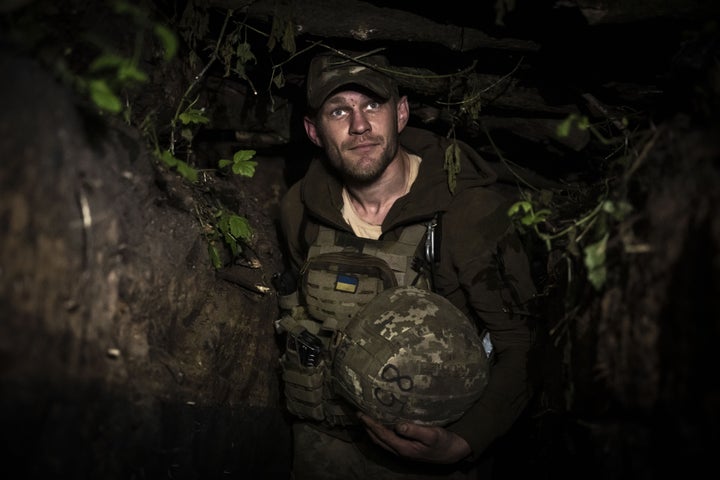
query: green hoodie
278 125 538 460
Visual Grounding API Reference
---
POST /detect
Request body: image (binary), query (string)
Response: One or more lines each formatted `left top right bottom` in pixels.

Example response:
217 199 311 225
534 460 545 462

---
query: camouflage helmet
330 286 490 426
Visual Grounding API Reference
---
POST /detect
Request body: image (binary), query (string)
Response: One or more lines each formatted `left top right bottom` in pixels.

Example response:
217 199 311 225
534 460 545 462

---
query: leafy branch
200 207 254 269
88 2 176 113
40 1 265 269
505 111 638 292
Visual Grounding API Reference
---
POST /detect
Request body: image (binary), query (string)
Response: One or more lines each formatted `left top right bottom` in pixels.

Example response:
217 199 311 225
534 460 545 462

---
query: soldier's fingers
365 425 400 455
394 422 440 447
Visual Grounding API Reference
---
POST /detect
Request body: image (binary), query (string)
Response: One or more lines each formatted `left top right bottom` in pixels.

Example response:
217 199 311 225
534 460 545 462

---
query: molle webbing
307 224 427 287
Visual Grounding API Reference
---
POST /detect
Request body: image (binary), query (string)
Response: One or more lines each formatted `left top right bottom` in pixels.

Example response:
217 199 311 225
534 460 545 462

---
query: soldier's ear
397 96 409 132
304 116 323 147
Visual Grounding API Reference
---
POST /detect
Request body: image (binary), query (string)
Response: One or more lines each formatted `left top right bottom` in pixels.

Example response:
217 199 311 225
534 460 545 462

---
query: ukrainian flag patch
335 274 359 293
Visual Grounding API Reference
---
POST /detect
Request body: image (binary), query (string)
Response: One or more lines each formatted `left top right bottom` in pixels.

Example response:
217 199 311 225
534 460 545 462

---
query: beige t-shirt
341 153 422 239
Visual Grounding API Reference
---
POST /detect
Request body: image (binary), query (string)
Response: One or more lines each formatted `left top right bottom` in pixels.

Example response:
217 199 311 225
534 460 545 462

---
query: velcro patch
335 274 359 293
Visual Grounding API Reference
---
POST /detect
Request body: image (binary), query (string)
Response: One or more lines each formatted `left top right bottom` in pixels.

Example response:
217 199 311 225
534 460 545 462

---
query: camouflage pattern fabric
331 286 490 426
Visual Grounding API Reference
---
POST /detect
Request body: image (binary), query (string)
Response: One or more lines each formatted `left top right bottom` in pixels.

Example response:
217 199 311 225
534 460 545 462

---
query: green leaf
176 160 199 183
233 150 256 162
224 232 239 257
89 53 124 72
533 208 552 222
583 233 609 290
235 42 256 64
228 214 252 241
214 211 250 258
602 200 633 221
89 79 122 113
179 108 209 125
90 54 147 84
219 150 257 177
233 62 247 80
556 113 590 138
208 243 222 269
117 62 148 83
566 227 580 257
281 19 296 54
584 234 608 270
577 115 590 130
158 150 198 183
508 201 532 218
113 0 144 19
508 201 550 227
181 128 193 142
232 160 257 177
587 265 607 291
267 15 281 52
159 149 178 167
272 70 285 89
556 115 572 138
154 24 177 61
443 143 461 194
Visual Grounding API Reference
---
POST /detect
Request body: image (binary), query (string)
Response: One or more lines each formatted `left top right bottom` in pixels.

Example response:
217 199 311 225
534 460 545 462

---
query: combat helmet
331 286 490 426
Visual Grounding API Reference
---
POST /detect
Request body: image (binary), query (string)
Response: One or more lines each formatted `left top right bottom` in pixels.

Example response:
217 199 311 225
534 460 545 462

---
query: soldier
274 49 538 479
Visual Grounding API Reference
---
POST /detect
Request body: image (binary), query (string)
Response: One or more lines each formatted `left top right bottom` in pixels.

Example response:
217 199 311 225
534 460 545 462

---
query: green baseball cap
306 51 398 110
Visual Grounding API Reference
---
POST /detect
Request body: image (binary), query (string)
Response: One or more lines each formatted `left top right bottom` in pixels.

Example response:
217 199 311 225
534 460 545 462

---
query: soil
0 50 293 478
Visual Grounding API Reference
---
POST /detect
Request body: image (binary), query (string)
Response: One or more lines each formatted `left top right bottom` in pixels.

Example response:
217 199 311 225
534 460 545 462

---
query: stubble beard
329 133 399 185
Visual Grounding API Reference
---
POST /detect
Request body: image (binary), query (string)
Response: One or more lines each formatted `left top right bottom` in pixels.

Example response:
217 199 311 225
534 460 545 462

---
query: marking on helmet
380 364 413 391
373 365 413 409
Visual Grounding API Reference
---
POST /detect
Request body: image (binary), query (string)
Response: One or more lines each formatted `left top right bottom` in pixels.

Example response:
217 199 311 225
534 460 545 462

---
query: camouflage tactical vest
275 220 438 426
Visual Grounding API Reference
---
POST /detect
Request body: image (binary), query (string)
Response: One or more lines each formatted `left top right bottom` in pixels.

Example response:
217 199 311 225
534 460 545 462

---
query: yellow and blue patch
334 274 359 293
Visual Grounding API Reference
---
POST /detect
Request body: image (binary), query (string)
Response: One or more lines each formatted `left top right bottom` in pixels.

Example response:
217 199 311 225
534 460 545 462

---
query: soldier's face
304 90 409 184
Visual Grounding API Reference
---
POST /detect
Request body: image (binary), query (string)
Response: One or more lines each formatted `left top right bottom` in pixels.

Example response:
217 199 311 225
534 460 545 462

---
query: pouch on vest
277 316 327 421
281 356 326 421
300 250 398 334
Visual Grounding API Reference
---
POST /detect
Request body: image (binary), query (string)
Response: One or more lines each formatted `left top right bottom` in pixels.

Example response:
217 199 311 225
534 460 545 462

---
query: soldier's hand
357 412 472 464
